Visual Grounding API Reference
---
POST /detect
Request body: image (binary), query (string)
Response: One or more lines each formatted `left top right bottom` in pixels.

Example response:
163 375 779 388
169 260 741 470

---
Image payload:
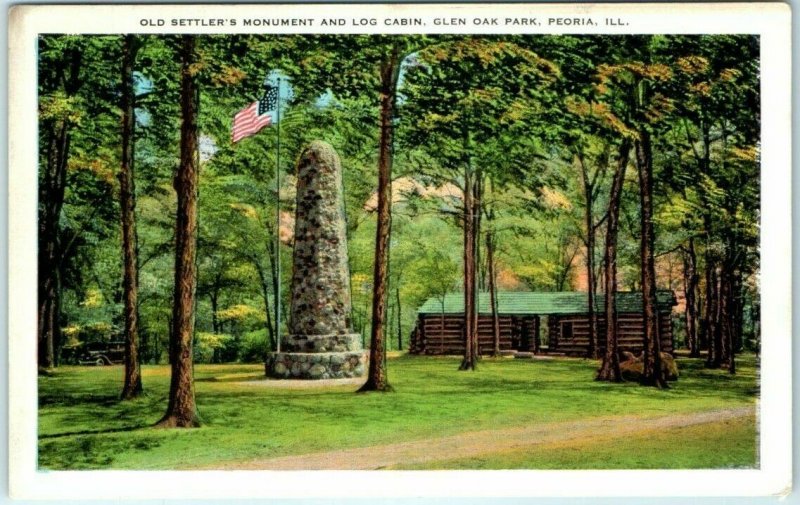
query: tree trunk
120 34 143 400
265 224 280 342
210 290 220 333
157 35 201 427
471 169 481 358
597 139 630 382
682 237 700 357
579 156 598 359
704 261 722 368
720 240 737 374
459 163 477 371
487 229 501 357
38 46 84 369
255 263 276 352
263 287 274 353
396 287 403 352
440 300 445 354
359 45 400 392
38 118 71 369
719 266 735 373
635 129 666 388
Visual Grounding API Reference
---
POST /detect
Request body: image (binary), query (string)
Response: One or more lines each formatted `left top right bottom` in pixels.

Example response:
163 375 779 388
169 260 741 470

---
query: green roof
417 291 676 315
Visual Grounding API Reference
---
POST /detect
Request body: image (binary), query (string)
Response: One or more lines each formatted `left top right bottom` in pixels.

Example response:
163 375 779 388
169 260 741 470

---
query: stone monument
266 141 367 379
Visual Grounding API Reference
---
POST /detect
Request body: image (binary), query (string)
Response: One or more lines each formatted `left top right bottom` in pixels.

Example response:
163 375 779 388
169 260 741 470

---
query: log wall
409 312 674 357
548 312 673 356
409 314 539 355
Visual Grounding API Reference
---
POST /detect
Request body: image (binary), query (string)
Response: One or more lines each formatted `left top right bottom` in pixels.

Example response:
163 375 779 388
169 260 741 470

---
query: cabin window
561 321 574 341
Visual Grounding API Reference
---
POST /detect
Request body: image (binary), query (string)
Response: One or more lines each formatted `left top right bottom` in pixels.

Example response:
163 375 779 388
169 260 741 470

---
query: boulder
619 352 678 382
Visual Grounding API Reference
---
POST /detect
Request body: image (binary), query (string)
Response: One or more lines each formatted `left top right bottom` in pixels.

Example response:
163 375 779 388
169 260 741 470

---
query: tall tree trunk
359 45 401 392
597 139 630 382
255 262 276 351
732 269 744 353
265 222 280 341
635 129 666 389
579 155 598 359
487 229 501 357
719 265 735 373
157 35 201 427
459 164 477 371
683 237 700 357
720 238 737 374
704 262 721 368
471 169 481 358
120 34 143 399
475 176 484 292
210 291 220 333
396 287 403 352
38 119 70 369
38 45 84 369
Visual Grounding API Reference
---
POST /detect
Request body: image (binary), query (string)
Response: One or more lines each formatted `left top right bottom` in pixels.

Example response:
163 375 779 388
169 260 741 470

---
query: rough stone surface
266 141 367 380
282 333 362 352
266 352 368 380
289 141 353 336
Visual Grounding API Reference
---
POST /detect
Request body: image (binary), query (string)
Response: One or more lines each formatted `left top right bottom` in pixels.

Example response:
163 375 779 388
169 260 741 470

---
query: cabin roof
416 291 677 316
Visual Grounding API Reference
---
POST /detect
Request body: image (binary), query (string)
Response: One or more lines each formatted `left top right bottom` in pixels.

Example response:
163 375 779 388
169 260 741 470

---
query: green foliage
40 34 760 362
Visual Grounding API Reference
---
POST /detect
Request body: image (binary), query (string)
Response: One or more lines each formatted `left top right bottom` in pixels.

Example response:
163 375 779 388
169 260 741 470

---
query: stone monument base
266 350 368 380
266 333 368 379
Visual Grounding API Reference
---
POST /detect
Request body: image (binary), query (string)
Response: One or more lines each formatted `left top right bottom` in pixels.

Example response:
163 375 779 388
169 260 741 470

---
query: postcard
7 2 792 500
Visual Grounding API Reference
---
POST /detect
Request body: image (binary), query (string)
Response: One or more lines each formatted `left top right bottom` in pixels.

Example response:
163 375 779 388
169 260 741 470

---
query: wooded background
37 34 760 377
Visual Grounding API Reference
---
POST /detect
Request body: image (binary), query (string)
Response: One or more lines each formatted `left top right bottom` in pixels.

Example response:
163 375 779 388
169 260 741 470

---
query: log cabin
409 291 676 357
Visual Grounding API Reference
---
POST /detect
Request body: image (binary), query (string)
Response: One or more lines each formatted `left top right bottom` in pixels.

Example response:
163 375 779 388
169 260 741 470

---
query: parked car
77 341 126 366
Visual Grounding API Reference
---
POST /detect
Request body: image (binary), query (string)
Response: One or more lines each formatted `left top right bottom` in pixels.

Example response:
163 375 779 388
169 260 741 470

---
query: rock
308 364 326 378
619 351 678 382
619 358 643 381
273 362 287 375
354 365 365 376
331 354 345 365
661 352 679 381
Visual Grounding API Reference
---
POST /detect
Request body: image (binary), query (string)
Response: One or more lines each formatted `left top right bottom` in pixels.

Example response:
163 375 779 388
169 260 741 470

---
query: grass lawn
38 354 759 470
393 415 757 469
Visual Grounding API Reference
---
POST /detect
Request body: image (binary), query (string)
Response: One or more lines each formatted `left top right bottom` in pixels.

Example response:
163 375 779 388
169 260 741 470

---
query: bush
239 329 270 363
194 332 234 363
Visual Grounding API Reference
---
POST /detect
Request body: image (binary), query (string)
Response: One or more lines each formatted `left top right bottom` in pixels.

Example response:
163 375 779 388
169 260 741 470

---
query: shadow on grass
196 374 265 383
39 392 122 408
39 423 153 439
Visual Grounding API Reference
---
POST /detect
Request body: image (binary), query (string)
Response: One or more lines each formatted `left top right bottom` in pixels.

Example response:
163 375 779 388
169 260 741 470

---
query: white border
8 3 792 499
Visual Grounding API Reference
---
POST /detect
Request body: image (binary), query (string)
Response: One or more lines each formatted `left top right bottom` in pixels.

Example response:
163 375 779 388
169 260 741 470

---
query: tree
596 139 632 382
360 42 402 390
569 37 672 386
157 35 201 428
635 125 667 388
37 37 86 369
282 35 430 391
402 37 559 370
120 34 143 399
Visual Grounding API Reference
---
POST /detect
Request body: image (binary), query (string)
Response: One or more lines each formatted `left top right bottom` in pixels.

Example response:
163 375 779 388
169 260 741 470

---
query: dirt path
200 405 755 470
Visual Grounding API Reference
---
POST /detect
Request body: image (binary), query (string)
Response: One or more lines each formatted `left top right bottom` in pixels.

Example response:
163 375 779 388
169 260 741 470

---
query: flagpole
275 77 282 354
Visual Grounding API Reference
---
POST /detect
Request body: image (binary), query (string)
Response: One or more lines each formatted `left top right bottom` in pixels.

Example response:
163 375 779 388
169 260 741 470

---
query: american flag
231 86 278 143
